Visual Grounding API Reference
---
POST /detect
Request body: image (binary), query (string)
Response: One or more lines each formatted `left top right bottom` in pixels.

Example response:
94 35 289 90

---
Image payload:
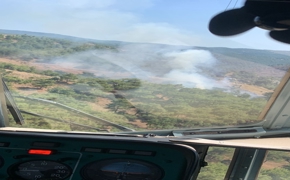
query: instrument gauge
82 159 163 180
9 160 71 180
0 156 3 168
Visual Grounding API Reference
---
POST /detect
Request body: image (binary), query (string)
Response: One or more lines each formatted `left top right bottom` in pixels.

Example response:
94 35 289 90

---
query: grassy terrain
3 64 267 131
197 147 290 180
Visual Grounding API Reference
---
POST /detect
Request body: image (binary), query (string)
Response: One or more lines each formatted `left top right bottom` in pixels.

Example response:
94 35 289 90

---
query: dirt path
86 101 109 112
236 83 273 95
224 72 274 96
97 97 111 106
31 62 83 74
129 119 148 128
262 161 288 170
0 57 83 74
8 70 50 79
0 57 29 65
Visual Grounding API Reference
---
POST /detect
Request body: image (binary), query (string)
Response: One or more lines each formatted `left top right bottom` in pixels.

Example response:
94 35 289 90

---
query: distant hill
1 29 289 68
199 47 290 67
0 29 122 46
0 29 289 79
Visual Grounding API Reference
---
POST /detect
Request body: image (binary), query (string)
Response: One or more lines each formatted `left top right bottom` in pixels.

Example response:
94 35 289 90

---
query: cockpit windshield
0 0 290 133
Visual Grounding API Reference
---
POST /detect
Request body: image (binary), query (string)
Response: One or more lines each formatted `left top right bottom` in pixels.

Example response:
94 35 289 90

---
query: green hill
200 47 290 68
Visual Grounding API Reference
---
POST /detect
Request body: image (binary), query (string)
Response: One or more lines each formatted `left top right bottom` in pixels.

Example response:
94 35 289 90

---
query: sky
0 0 289 50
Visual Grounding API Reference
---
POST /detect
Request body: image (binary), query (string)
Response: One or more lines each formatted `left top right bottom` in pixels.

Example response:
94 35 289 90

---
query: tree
107 99 133 113
41 70 60 76
60 73 78 83
81 71 95 77
31 79 55 89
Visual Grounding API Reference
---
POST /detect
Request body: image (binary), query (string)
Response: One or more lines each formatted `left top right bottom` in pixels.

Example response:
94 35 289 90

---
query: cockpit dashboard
0 129 200 180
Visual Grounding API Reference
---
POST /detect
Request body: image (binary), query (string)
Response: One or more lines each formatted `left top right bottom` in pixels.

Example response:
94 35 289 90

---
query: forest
1 32 290 179
0 33 116 61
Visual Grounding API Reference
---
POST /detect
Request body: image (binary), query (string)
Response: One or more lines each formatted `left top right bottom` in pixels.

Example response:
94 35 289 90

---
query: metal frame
225 148 267 180
0 76 9 127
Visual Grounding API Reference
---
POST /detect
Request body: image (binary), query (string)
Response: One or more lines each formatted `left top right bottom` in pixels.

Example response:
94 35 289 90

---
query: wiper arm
0 77 134 132
1 78 24 125
20 110 110 132
15 96 135 132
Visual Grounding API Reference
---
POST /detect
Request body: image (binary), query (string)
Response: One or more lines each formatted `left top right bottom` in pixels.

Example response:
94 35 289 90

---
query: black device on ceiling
209 0 290 44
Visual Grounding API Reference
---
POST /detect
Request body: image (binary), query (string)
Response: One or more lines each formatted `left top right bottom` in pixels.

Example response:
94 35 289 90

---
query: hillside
0 29 122 45
0 31 288 129
200 46 290 68
0 32 117 61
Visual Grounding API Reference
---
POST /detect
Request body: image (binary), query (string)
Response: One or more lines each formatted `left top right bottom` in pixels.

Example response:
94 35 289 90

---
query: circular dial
0 156 3 168
9 160 71 180
82 159 163 180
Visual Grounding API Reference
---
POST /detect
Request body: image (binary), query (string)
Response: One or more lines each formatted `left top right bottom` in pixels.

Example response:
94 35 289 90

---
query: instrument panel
9 160 72 179
81 159 163 180
0 130 200 180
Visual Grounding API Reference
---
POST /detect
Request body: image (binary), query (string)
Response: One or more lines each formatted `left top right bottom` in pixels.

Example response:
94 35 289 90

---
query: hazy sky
0 0 289 50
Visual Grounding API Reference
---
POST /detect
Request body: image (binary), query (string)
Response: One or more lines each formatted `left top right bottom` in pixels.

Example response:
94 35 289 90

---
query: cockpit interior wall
0 131 199 180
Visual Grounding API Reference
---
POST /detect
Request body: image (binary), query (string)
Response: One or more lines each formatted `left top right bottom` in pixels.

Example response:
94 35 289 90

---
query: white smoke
165 49 215 69
90 44 230 89
162 49 228 89
49 43 230 90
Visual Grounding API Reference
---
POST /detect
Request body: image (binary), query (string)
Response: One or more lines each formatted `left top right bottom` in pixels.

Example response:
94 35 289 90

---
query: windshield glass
0 0 290 132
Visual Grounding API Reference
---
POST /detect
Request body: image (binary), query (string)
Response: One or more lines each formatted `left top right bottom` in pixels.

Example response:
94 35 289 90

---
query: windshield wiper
1 78 24 125
20 110 110 132
0 77 135 132
15 96 135 132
